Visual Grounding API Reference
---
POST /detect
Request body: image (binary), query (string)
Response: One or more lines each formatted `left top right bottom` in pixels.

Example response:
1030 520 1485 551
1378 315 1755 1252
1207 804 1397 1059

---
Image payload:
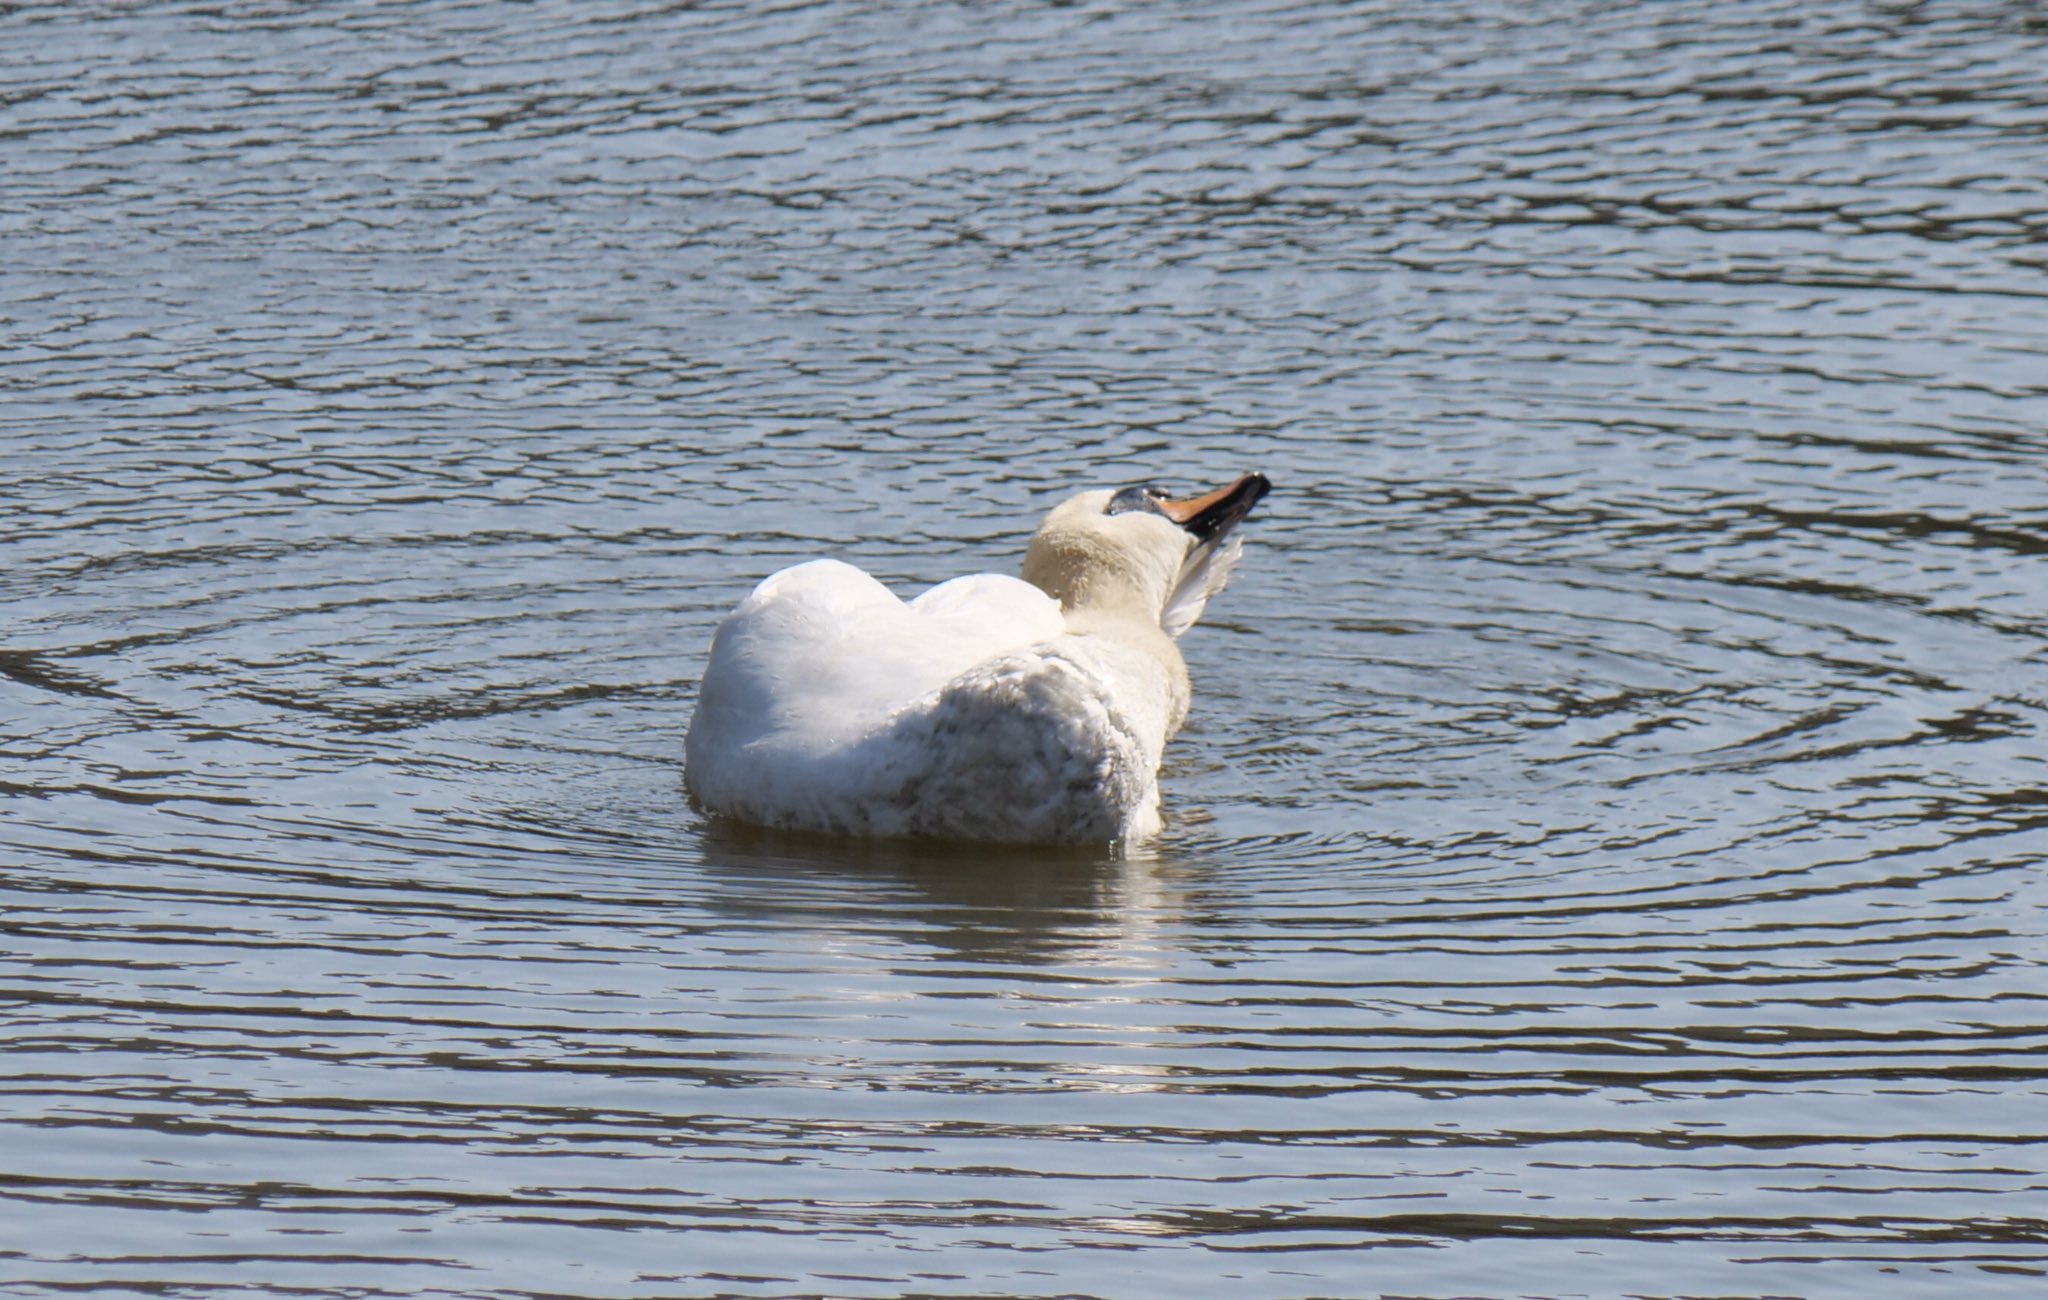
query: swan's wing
853 643 1155 842
685 559 1069 819
689 560 1063 754
908 572 1061 628
1160 533 1245 638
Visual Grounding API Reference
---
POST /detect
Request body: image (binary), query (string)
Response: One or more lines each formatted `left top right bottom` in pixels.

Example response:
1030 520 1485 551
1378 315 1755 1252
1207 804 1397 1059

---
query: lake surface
5 1 2048 1295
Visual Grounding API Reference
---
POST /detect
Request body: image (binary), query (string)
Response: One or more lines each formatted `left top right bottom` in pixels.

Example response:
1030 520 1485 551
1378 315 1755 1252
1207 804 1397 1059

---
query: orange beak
1159 473 1270 541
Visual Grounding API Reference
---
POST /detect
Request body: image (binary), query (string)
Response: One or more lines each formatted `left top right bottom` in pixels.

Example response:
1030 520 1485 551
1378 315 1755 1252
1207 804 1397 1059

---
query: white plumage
684 474 1269 844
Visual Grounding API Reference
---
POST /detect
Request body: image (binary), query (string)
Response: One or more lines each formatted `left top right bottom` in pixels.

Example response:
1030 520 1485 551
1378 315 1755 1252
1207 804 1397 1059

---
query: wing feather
1160 534 1244 638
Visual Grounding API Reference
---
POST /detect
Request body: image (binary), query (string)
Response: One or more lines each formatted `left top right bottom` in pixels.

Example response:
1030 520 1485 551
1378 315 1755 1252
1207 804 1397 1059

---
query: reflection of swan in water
692 820 1184 967
685 474 1270 844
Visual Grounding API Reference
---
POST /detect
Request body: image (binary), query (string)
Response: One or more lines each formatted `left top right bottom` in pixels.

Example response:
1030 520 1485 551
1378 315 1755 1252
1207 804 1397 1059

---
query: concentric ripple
3 0 2046 1296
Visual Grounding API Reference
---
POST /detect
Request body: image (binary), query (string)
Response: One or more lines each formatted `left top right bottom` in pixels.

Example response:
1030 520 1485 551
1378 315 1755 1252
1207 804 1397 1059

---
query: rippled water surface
6 1 2048 1295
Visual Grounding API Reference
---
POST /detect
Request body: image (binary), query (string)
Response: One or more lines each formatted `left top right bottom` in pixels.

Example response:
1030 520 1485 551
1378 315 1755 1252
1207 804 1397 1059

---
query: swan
684 472 1270 844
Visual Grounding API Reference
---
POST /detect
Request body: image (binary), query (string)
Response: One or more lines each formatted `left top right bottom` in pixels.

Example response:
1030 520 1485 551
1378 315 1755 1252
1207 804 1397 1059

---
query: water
5 0 2048 1295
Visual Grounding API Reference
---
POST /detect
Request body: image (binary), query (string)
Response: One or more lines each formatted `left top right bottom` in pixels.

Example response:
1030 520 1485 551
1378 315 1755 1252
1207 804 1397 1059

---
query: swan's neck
1020 516 1179 622
1020 508 1195 738
1062 607 1191 741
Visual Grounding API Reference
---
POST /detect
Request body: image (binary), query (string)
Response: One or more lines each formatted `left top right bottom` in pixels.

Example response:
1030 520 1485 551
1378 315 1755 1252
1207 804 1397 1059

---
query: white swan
684 473 1270 844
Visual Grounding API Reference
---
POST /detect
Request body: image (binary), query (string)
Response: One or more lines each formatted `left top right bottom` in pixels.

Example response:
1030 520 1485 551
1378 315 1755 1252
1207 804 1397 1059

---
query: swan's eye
1107 484 1173 517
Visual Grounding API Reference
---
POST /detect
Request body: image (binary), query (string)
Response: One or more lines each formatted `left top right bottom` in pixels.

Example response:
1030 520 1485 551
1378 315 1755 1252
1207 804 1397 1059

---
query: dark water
5 1 2048 1295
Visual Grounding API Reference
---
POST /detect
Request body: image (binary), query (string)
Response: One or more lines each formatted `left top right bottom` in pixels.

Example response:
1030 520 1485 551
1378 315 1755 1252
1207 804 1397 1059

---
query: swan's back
685 560 1062 755
686 559 1155 841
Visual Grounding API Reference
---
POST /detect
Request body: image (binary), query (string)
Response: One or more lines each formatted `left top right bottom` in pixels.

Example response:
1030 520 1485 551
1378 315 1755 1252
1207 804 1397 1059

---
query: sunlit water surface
4 1 2048 1296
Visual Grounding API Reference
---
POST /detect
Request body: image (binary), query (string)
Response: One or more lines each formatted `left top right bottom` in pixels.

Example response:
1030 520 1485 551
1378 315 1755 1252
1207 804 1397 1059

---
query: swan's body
684 474 1269 844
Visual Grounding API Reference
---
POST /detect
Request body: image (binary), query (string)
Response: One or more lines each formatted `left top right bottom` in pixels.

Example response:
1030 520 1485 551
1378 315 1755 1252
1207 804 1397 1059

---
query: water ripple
5 0 2048 1295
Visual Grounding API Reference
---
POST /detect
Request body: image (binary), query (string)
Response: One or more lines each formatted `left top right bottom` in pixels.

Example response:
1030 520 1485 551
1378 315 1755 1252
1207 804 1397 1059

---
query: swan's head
1021 472 1270 636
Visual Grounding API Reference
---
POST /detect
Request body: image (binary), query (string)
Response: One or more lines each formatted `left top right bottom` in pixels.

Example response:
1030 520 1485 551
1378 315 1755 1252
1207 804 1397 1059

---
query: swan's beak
1159 473 1270 542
